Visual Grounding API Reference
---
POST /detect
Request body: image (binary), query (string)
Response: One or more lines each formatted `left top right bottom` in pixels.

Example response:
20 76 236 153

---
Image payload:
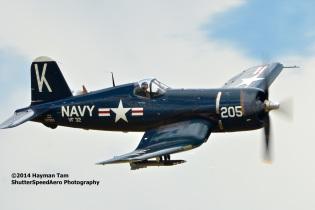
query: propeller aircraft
0 56 295 170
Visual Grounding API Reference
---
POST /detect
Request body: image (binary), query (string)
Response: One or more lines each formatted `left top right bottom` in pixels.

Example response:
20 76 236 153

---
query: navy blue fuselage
32 82 265 133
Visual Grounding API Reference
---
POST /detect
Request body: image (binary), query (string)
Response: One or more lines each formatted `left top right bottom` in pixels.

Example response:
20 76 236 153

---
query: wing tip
0 119 14 129
95 159 116 165
95 162 105 165
0 124 8 129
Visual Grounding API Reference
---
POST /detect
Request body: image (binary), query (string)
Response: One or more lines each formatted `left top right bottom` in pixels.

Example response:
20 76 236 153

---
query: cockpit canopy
134 78 170 98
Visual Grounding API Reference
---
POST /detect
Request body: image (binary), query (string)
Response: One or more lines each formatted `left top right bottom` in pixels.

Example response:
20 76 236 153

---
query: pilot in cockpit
135 78 169 98
140 82 150 98
135 81 150 98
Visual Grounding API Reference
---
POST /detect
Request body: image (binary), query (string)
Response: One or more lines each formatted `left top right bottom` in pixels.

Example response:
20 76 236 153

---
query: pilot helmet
141 82 148 90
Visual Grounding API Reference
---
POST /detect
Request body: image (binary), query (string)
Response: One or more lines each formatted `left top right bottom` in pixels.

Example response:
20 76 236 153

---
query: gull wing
97 119 213 168
223 63 284 90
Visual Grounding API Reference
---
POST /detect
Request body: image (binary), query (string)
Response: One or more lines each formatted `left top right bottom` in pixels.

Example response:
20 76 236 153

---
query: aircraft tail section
31 56 72 105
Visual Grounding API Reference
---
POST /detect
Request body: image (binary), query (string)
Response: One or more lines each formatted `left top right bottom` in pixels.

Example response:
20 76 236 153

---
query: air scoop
264 100 280 112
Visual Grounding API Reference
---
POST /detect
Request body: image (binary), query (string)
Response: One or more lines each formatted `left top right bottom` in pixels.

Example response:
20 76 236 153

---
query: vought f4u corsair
1 57 295 170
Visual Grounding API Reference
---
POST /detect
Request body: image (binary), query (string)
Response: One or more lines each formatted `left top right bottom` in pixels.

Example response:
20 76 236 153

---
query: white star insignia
111 100 130 123
238 75 264 87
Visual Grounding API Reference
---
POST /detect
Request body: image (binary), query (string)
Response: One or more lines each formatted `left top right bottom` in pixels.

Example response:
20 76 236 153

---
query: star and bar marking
98 108 110 117
238 65 268 87
98 99 144 123
111 100 130 122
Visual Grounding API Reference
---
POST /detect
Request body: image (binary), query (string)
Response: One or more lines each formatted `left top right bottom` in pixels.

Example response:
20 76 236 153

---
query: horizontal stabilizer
0 108 36 129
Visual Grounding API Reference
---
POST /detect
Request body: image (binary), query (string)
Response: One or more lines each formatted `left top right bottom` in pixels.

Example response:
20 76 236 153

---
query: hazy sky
0 1 315 210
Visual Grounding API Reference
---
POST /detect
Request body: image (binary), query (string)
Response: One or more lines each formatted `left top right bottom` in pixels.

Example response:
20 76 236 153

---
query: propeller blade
263 114 272 163
275 97 294 121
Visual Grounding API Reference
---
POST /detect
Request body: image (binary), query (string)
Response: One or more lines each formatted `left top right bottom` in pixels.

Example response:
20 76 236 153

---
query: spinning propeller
261 89 294 163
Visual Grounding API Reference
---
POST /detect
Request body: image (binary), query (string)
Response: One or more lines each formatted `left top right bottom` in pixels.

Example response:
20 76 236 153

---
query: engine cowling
216 88 267 132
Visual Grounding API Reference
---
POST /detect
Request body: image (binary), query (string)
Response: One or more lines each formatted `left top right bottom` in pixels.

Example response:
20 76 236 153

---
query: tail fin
31 56 72 105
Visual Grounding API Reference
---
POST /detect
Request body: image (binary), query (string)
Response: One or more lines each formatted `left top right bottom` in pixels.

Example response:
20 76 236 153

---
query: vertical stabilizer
31 56 72 105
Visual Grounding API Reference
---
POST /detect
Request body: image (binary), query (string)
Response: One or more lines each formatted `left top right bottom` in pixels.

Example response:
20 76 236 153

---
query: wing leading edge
97 119 213 170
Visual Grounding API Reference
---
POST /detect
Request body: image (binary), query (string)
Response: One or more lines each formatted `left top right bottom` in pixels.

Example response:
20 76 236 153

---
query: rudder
31 56 72 105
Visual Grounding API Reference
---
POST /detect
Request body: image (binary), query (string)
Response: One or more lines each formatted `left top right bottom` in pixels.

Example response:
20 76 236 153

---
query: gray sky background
0 1 315 210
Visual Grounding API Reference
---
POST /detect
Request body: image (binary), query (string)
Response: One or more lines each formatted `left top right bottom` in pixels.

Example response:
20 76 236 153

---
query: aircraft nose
263 100 280 112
